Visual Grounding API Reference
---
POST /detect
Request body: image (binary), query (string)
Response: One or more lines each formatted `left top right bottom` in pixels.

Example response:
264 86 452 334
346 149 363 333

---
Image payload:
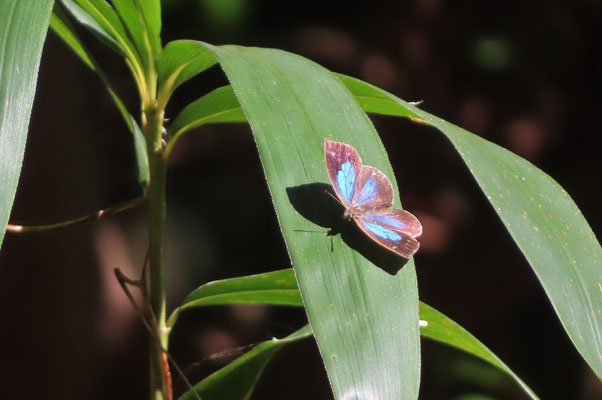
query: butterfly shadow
286 183 410 276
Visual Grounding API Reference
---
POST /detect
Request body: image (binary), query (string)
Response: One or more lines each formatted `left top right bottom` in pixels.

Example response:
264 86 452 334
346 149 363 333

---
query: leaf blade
178 325 313 400
338 74 602 379
0 0 55 250
183 42 421 400
60 0 147 94
112 0 161 68
167 85 246 144
157 40 218 104
170 269 539 399
50 9 149 187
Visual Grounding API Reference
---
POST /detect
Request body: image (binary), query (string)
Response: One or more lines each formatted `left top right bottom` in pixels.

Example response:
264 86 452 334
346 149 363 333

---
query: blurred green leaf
178 325 313 400
472 36 512 73
157 40 218 105
199 0 248 31
194 43 421 400
169 269 538 399
50 8 149 187
338 74 602 380
0 0 54 250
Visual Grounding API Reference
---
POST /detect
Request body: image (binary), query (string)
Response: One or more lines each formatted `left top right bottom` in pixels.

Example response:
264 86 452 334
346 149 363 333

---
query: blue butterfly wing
355 210 422 258
352 166 394 210
364 210 422 237
324 139 363 207
336 161 357 204
325 138 422 258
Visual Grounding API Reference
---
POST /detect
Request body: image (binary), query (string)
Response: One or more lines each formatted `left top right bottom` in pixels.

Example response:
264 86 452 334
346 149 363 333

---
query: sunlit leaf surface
190 43 421 400
339 74 602 380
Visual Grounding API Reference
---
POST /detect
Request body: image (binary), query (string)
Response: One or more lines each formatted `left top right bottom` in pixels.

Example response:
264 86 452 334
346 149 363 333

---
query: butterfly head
343 206 356 221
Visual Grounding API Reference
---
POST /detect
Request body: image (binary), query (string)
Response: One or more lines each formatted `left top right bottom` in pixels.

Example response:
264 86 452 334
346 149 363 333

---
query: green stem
148 150 167 330
144 105 170 400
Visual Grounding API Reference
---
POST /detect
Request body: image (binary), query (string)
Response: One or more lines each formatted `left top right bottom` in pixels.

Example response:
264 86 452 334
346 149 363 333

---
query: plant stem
5 197 144 233
144 104 171 400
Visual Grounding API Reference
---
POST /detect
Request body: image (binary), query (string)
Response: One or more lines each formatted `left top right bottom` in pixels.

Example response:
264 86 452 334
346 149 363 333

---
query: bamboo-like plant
1 1 600 399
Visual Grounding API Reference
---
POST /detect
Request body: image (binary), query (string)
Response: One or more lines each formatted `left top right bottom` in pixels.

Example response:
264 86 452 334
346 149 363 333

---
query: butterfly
324 138 422 259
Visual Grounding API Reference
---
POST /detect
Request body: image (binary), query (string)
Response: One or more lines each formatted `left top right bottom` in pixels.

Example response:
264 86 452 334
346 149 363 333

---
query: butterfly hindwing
356 211 421 259
353 166 394 211
324 139 363 207
364 209 423 237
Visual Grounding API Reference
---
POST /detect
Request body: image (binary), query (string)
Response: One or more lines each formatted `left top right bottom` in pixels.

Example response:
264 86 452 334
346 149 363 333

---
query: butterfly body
324 139 422 259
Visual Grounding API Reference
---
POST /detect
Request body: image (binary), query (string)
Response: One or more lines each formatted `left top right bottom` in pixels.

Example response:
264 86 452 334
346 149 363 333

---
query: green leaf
59 0 123 55
187 42 421 400
169 269 538 399
166 269 302 329
165 81 601 381
50 8 149 187
418 303 538 399
50 10 94 69
137 0 161 44
338 74 602 380
167 85 246 150
156 40 218 105
112 0 161 69
178 325 313 400
119 105 149 187
0 0 54 250
60 0 146 92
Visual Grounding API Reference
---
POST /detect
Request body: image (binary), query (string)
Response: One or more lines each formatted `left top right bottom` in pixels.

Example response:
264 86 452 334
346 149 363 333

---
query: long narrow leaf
337 74 602 379
170 269 538 399
196 43 421 400
60 0 146 93
0 0 55 250
418 302 537 399
112 0 161 68
178 325 313 400
137 0 161 45
60 0 123 55
50 9 149 187
50 10 94 68
166 268 302 329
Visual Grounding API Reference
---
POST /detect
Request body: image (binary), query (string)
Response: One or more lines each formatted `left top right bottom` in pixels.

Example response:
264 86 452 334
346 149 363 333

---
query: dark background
1 0 601 398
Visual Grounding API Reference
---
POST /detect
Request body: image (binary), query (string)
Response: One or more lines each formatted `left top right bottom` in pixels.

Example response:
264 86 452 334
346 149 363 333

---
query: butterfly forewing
324 139 363 207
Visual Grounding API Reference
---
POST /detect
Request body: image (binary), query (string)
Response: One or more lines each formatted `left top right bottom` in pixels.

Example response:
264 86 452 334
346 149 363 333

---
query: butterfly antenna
324 189 343 205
